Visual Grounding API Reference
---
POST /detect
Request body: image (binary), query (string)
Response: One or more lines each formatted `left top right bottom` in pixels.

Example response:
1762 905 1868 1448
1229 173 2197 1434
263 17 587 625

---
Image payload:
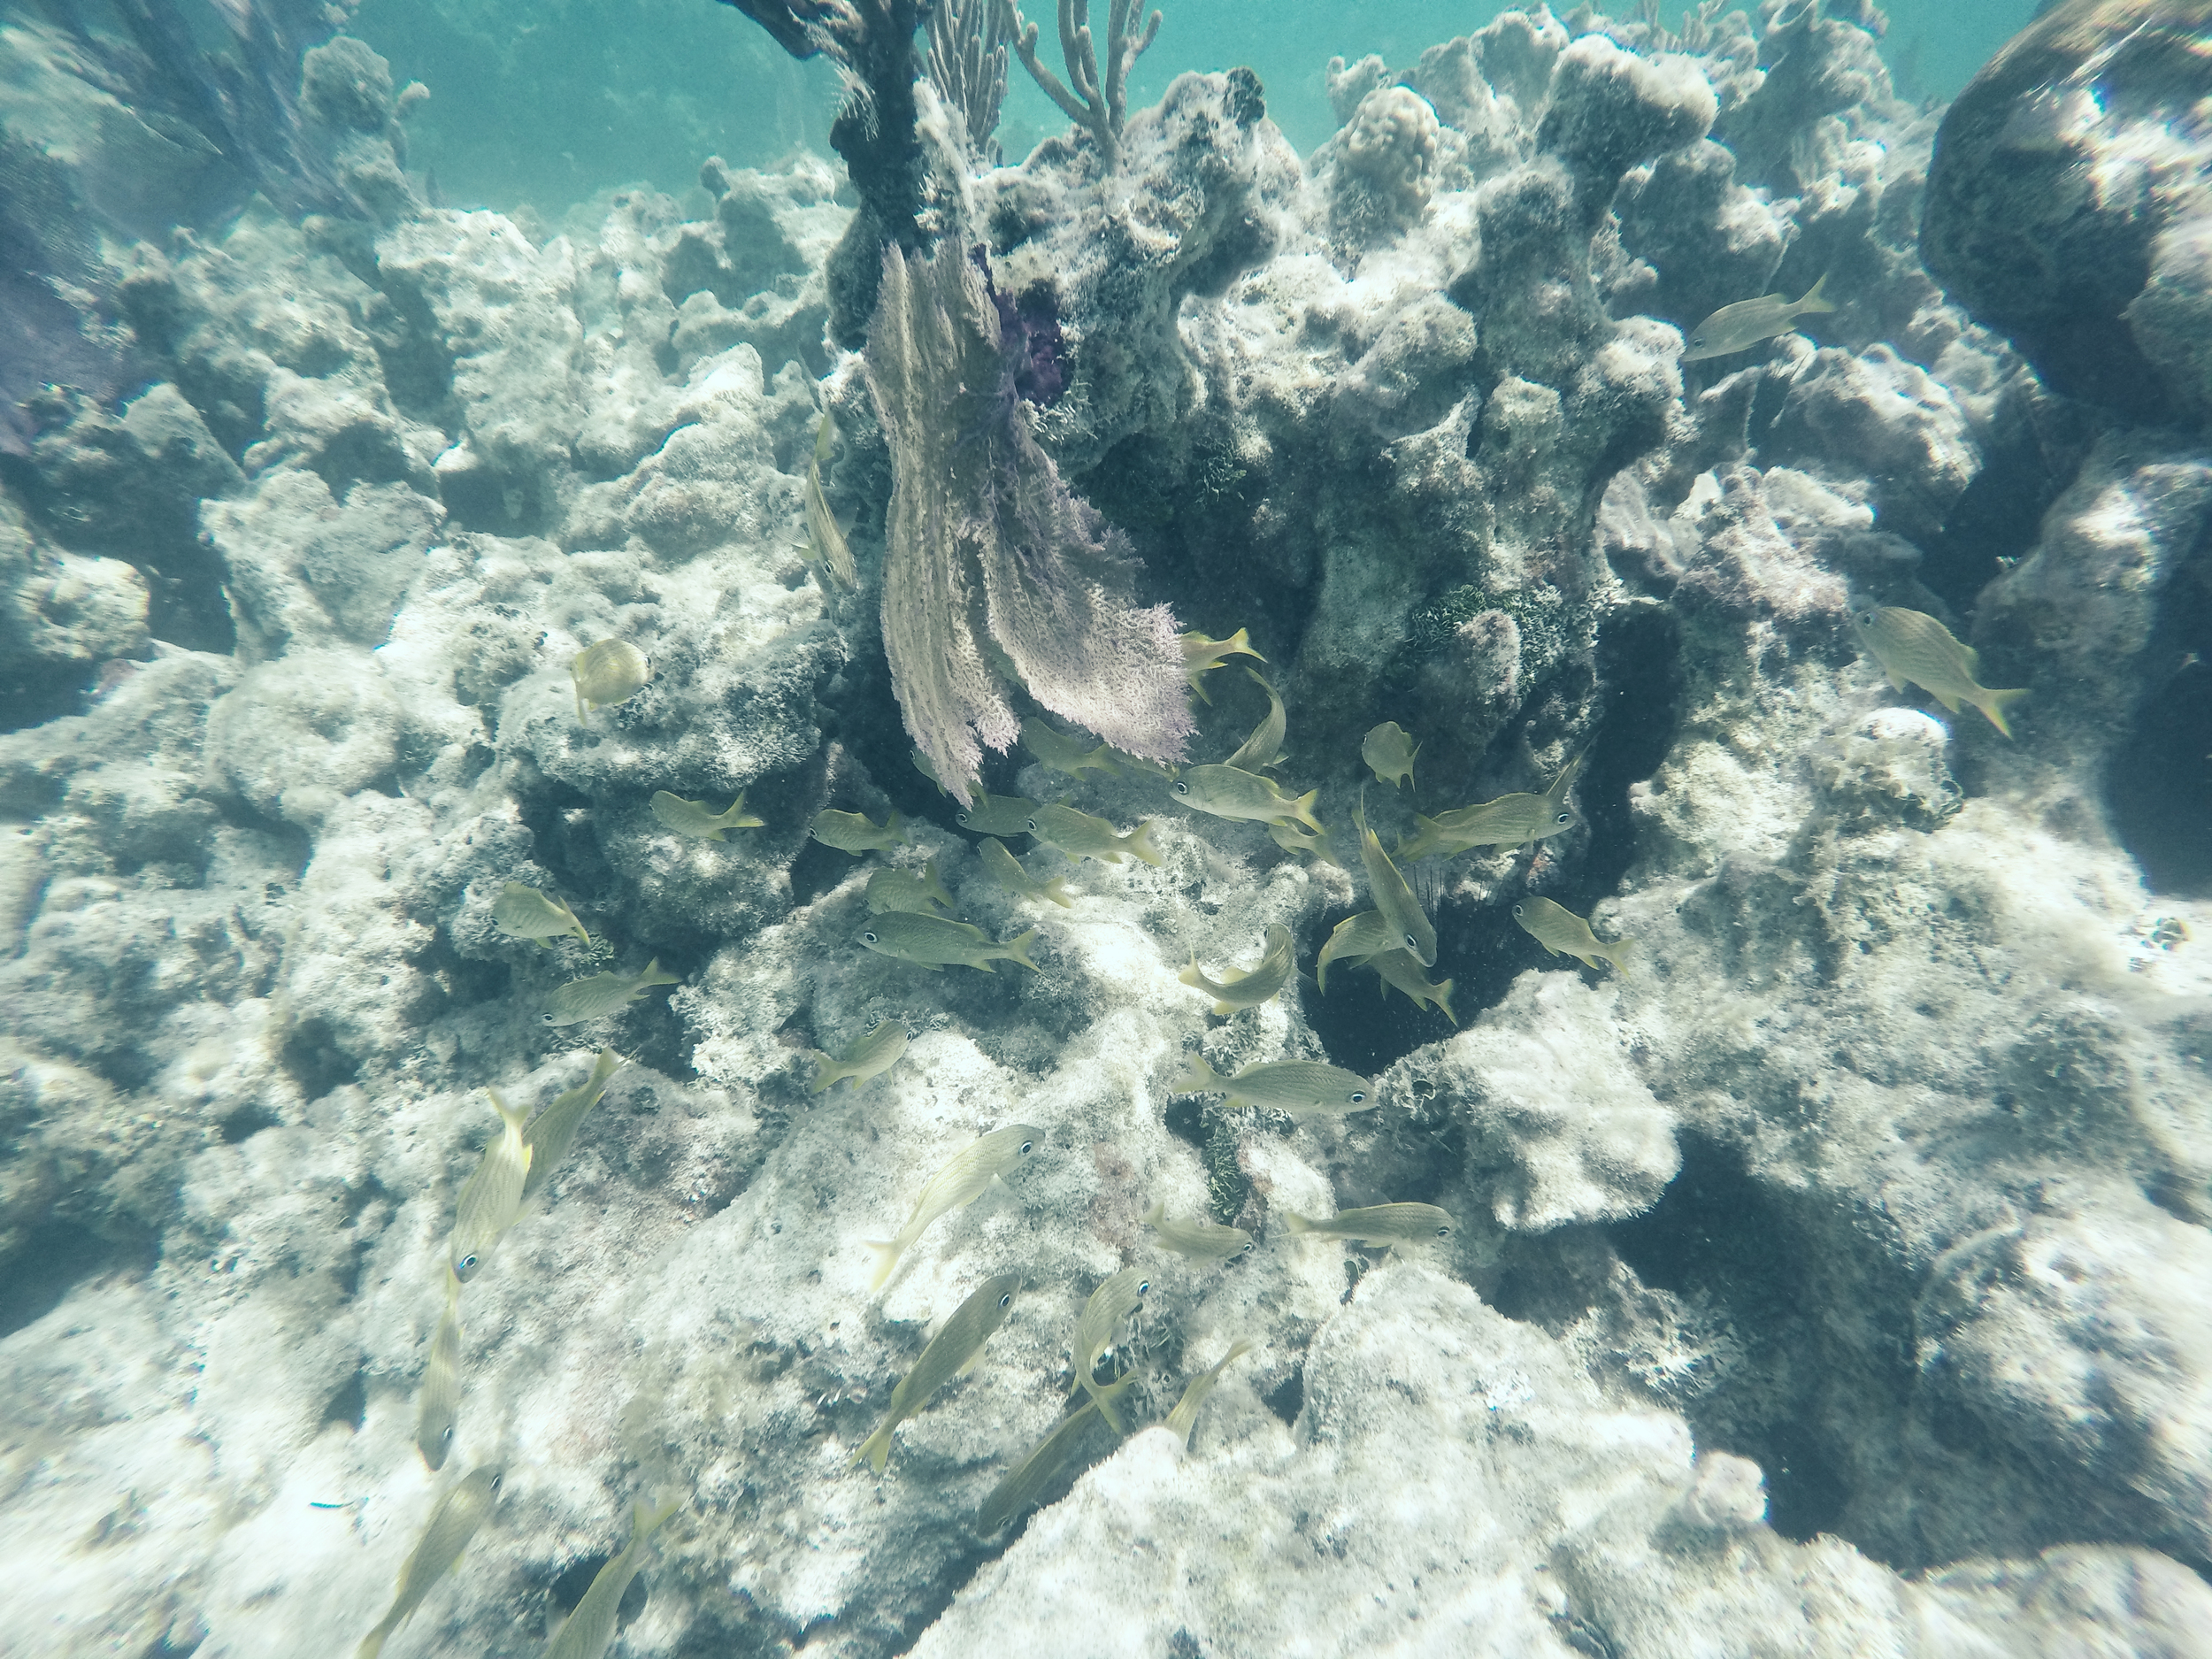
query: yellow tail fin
1002 928 1041 973
1978 686 2028 739
864 1239 902 1293
1171 1054 1223 1094
1278 1210 1313 1236
1796 272 1835 313
1125 819 1164 868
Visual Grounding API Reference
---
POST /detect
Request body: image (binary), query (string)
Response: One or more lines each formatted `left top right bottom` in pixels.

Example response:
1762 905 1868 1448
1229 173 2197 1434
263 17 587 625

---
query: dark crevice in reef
0 656 98 733
320 1364 367 1431
1916 387 2101 616
0 1223 157 1340
2108 560 2212 896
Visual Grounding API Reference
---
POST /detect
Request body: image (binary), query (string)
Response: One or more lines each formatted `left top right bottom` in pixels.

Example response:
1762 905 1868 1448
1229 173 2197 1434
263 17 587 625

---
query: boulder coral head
864 242 1190 802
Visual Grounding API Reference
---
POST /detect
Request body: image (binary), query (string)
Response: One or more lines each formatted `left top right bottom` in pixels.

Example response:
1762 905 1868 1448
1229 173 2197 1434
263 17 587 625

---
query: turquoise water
353 0 2037 216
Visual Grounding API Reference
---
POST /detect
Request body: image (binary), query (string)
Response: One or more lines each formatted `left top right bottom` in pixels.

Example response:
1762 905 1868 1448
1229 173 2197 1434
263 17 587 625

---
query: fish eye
489 1474 503 1493
998 1293 1013 1309
906 1026 920 1040
442 1425 455 1442
1511 903 1525 918
1018 1140 1034 1155
1026 818 1041 831
863 931 878 944
1136 1280 1150 1296
459 1253 479 1272
1172 781 1189 795
1402 932 1417 949
1435 1225 1451 1237
540 1012 555 1025
1240 1240 1256 1254
1348 1090 1365 1103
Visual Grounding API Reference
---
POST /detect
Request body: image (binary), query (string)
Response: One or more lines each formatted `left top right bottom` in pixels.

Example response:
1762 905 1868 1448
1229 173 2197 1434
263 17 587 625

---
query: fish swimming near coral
492 882 590 949
1068 1264 1150 1432
450 1089 532 1281
1280 1202 1455 1248
854 1272 1021 1472
956 790 1044 837
866 856 956 916
413 1269 465 1471
540 961 682 1026
571 639 651 722
809 1018 912 1093
1681 273 1836 362
649 790 764 841
1222 669 1287 773
1315 910 1395 994
979 837 1074 907
541 1496 681 1659
521 1048 625 1202
1850 605 2028 737
1181 627 1264 702
1172 764 1324 834
1140 1199 1254 1263
357 1466 503 1659
864 1124 1043 1291
803 412 858 590
1366 948 1457 1023
1022 716 1121 779
811 808 905 854
860 911 1040 973
1164 1337 1256 1448
1267 820 1340 866
1513 896 1632 974
1362 721 1418 789
1179 923 1294 1017
976 1399 1111 1534
1027 803 1164 866
1356 795 1436 966
1397 749 1585 861
1172 1054 1373 1118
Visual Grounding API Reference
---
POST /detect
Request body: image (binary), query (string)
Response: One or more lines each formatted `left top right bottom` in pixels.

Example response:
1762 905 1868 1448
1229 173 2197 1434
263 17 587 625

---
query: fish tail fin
487 1087 528 1137
1288 789 1324 835
1436 979 1460 1025
1171 1053 1223 1094
1125 819 1165 867
1188 673 1214 705
1229 627 1263 663
1980 687 2028 738
637 958 682 988
1279 1210 1313 1235
1211 1000 1237 1019
807 1055 844 1094
357 1624 391 1659
1041 872 1075 908
634 1496 680 1541
1316 949 1335 996
886 810 905 844
1000 929 1041 973
864 1239 902 1293
853 1423 895 1472
1090 1375 1133 1434
1606 939 1634 977
1797 271 1836 312
1141 1198 1165 1227
1177 957 1205 989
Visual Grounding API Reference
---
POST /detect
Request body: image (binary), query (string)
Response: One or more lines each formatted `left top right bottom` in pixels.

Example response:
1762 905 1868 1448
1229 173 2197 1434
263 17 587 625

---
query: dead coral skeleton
1002 0 1160 170
863 242 1191 803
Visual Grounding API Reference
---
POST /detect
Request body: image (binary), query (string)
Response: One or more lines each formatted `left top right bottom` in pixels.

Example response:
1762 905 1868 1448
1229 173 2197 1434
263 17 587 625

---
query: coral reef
4 6 2212 1659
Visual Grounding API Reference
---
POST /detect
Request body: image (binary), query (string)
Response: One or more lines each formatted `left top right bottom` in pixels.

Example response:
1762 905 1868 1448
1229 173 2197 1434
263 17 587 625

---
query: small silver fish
413 1269 464 1471
1068 1264 1150 1432
540 960 681 1026
1513 896 1632 974
1028 803 1164 867
1362 722 1418 789
811 808 904 854
1140 1198 1254 1263
1356 796 1436 966
860 912 1040 973
541 1496 680 1659
1315 910 1395 994
1398 749 1584 861
492 882 590 949
1171 1053 1373 1118
1280 1202 1455 1247
1681 273 1836 362
810 1018 912 1094
1179 923 1294 1017
956 790 1044 837
866 856 956 916
803 414 858 590
649 790 764 841
1366 949 1457 1023
449 1089 532 1282
865 1124 1044 1291
1164 1337 1256 1448
357 1467 503 1659
1850 605 2027 736
1180 627 1264 702
1022 717 1121 779
572 639 650 722
979 837 1074 908
854 1272 1021 1472
521 1048 625 1202
1172 764 1323 833
976 1398 1112 1534
1221 669 1287 772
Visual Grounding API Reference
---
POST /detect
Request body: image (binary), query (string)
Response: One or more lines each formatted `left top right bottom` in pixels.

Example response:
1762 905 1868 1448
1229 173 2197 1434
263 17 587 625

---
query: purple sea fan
864 242 1190 803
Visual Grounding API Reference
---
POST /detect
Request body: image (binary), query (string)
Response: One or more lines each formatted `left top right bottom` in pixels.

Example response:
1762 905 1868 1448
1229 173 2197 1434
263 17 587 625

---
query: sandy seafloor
6 1 2212 1655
